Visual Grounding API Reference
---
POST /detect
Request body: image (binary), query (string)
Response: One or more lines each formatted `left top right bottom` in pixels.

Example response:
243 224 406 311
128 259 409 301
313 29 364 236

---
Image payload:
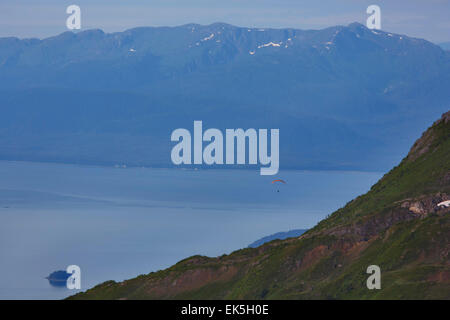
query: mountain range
0 22 449 170
70 111 450 299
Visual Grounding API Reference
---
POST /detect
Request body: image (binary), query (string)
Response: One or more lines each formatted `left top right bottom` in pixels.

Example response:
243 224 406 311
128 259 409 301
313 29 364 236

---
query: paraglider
272 179 286 192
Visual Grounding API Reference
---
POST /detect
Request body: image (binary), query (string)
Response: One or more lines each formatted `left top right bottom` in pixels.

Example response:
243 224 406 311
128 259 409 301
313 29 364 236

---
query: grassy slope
70 112 450 300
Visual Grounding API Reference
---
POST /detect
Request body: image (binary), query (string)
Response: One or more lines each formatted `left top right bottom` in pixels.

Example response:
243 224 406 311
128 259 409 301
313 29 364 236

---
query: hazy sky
1 0 449 43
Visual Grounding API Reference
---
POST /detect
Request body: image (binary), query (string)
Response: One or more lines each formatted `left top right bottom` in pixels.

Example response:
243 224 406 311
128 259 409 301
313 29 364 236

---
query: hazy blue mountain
248 229 307 248
439 42 450 50
0 22 449 170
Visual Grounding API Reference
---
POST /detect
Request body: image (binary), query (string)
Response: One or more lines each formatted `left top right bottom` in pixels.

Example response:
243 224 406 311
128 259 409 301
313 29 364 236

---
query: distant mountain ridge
0 22 449 170
248 229 307 248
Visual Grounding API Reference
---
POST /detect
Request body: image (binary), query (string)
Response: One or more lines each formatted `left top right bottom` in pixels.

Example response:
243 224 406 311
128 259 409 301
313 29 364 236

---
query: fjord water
0 161 382 299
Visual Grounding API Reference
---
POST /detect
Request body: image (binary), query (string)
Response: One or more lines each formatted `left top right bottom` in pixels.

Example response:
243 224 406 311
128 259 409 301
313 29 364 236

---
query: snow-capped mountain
0 22 448 170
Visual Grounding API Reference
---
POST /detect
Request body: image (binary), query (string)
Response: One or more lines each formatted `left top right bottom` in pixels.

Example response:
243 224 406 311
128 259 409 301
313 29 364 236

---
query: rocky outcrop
401 193 450 215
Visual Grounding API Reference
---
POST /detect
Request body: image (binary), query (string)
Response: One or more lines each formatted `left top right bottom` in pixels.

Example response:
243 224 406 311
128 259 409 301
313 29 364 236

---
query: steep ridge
70 111 450 300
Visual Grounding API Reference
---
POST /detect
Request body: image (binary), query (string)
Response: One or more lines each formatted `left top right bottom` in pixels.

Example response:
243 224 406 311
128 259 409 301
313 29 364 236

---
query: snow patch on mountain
257 42 282 49
202 33 215 41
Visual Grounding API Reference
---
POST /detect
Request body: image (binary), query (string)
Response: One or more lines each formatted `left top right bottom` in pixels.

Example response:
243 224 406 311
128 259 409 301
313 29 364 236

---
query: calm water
0 161 382 299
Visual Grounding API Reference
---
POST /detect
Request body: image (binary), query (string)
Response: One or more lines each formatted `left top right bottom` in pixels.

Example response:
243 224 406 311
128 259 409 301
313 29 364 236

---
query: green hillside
70 112 450 300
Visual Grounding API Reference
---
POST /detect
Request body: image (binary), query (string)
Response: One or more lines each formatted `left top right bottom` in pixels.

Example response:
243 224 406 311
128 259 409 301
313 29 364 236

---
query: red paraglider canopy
271 179 286 184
